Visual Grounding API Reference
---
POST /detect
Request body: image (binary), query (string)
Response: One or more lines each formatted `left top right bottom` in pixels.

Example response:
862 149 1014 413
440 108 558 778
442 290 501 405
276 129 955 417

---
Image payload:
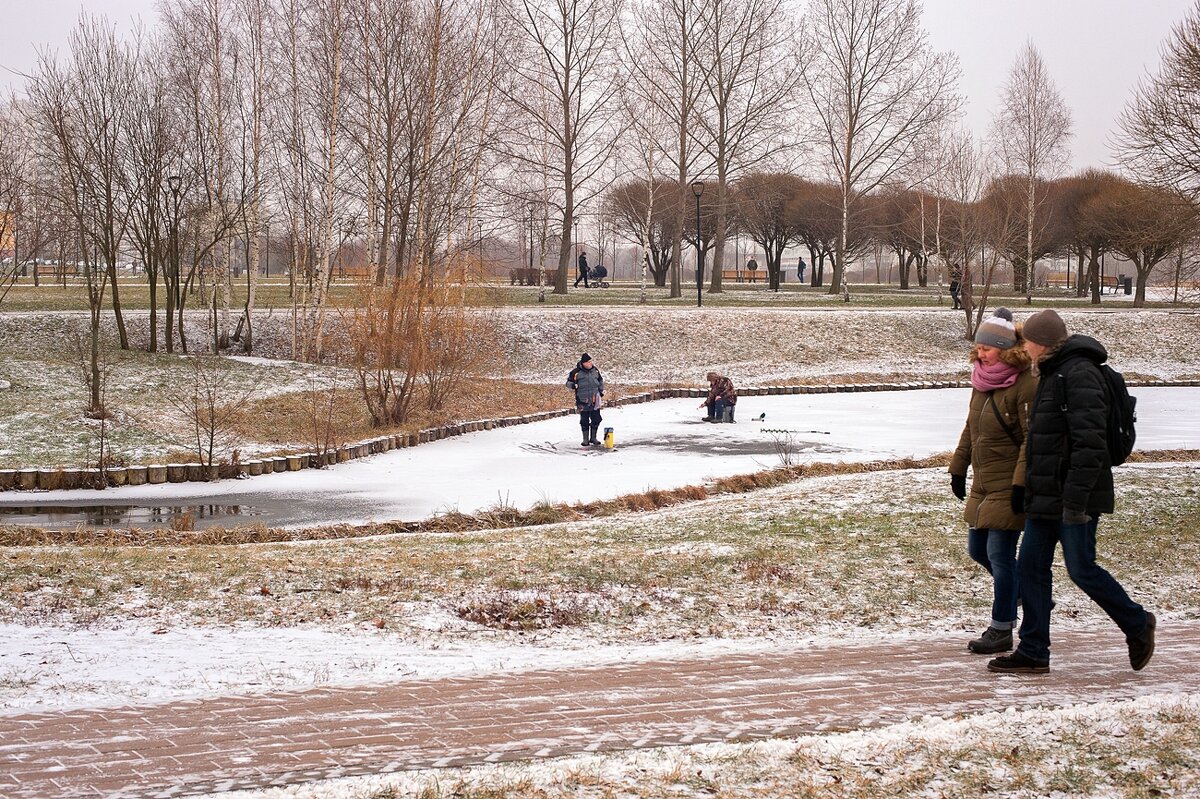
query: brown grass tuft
455 590 590 631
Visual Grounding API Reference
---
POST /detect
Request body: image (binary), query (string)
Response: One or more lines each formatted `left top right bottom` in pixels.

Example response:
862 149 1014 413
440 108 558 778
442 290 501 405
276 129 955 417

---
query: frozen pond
2 387 1198 530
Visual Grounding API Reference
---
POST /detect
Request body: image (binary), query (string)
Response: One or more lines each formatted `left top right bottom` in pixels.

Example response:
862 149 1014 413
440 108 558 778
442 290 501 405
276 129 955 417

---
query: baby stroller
588 264 610 288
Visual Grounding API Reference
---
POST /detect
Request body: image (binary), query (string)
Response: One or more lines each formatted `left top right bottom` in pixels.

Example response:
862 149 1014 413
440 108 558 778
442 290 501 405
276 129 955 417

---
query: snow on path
2 387 1198 529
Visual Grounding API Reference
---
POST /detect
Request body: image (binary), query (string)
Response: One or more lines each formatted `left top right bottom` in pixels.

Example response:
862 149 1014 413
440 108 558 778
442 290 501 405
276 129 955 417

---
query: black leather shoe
987 651 1049 674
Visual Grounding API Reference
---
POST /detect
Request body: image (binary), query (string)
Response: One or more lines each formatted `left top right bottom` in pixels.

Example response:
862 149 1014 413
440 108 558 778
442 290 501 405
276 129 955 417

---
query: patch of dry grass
2 464 1195 641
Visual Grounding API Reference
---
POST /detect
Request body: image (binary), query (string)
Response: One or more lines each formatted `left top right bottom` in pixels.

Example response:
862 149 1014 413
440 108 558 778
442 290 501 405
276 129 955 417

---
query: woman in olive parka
949 308 1037 656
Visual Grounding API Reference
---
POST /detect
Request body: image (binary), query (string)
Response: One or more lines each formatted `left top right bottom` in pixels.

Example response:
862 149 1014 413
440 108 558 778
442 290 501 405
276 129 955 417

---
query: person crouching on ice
566 353 604 445
700 372 737 422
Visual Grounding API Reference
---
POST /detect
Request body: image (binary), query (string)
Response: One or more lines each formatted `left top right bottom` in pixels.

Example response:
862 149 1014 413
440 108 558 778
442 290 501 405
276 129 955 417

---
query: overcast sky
3 0 1196 172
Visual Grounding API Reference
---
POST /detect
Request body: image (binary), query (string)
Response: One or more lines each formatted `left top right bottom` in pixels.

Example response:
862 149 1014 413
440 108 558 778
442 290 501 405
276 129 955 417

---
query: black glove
950 473 966 501
1010 485 1025 516
1063 506 1092 525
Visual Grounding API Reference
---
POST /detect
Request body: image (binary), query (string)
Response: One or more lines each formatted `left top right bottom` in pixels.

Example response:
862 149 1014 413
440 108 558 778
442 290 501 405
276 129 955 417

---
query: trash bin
1123 276 1133 295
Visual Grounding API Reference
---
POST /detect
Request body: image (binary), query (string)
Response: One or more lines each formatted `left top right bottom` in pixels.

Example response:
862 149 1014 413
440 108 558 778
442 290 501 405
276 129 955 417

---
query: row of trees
605 168 1197 306
3 0 1200 376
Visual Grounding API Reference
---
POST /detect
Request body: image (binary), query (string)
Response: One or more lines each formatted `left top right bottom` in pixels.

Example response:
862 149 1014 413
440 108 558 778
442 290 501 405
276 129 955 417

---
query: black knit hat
580 353 592 363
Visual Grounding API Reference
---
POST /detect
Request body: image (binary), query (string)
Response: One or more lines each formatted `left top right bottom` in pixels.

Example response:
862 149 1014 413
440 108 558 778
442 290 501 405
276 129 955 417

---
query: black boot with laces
968 626 1013 654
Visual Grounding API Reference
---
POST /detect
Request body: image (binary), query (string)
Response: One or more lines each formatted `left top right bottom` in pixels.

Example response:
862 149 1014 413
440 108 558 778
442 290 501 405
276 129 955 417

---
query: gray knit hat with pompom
974 307 1017 349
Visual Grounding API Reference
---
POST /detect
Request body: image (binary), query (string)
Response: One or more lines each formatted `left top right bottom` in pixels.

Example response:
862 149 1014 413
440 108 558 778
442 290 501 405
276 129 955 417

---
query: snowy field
2 386 1197 529
3 305 1199 798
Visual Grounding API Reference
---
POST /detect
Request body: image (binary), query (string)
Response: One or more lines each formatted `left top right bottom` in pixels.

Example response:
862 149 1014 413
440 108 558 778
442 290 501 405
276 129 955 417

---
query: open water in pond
0 504 260 530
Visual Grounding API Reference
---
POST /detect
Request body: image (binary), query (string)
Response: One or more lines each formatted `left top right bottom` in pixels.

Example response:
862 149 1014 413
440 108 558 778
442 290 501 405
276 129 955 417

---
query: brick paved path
3 624 1198 799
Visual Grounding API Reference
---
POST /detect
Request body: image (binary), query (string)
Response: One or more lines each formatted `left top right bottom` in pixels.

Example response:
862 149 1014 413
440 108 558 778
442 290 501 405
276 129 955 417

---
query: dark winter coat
950 347 1036 531
566 361 604 411
1023 334 1115 519
706 375 737 406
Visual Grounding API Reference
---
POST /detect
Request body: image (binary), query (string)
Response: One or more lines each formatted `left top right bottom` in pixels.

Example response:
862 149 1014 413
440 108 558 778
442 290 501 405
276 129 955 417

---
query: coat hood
1042 334 1108 372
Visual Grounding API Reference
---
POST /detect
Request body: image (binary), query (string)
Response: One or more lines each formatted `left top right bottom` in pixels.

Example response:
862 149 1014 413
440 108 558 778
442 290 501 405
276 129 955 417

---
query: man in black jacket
574 250 590 288
987 309 1156 674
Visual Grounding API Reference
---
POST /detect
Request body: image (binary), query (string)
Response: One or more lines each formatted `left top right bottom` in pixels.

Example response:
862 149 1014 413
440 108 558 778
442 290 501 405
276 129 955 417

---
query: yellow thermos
603 427 615 449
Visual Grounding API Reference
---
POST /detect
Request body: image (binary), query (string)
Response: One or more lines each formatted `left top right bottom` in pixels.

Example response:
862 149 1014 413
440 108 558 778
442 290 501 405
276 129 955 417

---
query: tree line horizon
1 0 1199 362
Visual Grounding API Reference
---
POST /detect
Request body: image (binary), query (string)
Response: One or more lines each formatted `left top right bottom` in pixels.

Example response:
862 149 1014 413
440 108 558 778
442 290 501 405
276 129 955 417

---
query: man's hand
1063 507 1092 525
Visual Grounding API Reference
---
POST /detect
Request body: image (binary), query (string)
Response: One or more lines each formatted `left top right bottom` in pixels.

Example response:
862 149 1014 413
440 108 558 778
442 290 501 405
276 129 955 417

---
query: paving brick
1 625 1197 799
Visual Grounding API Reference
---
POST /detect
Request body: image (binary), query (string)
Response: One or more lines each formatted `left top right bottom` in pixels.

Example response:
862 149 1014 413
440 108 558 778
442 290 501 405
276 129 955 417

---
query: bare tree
1095 181 1197 306
1060 169 1122 303
731 172 804 291
27 16 142 413
800 0 960 296
693 0 800 293
0 106 25 306
604 178 679 288
1117 2 1200 198
989 42 1072 299
124 33 184 354
622 0 706 298
500 0 623 294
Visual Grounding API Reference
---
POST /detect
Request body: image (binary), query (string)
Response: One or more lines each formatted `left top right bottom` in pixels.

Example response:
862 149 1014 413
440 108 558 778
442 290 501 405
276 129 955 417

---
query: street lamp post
691 180 705 307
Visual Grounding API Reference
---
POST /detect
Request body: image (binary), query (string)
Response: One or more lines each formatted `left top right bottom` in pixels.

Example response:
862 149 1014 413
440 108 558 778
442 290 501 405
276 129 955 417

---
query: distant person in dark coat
949 263 963 310
797 256 806 283
574 250 590 287
987 309 1156 675
566 353 604 445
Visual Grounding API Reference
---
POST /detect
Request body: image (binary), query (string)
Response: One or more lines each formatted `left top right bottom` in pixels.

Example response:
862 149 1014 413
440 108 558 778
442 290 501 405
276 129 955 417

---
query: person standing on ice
566 353 604 446
948 308 1036 656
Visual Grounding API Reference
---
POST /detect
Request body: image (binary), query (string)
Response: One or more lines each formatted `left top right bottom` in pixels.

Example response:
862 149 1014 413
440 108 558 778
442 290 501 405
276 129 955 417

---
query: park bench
721 269 765 283
1101 275 1123 294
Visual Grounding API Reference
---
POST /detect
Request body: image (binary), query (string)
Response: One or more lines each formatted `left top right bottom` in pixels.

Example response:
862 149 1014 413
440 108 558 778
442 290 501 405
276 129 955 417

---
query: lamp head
167 175 182 193
691 180 705 198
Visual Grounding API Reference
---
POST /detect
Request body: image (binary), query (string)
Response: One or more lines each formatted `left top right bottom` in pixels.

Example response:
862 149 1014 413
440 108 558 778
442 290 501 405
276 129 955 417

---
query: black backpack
1055 363 1137 465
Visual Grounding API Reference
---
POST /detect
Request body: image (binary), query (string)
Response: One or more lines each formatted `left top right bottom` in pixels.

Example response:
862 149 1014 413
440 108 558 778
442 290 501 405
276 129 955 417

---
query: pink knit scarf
971 359 1020 392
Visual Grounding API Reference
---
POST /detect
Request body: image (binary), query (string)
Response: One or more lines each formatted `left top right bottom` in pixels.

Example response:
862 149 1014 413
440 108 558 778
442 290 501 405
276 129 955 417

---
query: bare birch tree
623 0 706 298
799 0 960 296
500 0 623 294
989 41 1072 300
693 0 800 293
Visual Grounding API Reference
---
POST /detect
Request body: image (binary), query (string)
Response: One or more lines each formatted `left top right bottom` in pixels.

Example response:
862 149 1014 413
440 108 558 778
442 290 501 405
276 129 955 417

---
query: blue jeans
967 528 1020 629
1016 516 1147 663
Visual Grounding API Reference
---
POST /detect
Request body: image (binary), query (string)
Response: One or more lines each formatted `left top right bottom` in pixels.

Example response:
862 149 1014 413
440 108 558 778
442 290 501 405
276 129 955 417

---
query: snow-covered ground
3 386 1197 529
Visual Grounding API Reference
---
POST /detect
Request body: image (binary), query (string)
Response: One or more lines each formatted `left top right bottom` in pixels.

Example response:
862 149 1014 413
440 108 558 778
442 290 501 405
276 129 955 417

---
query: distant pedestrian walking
566 353 604 446
949 308 1036 656
949 263 963 310
987 309 1156 675
575 250 590 287
797 256 806 283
